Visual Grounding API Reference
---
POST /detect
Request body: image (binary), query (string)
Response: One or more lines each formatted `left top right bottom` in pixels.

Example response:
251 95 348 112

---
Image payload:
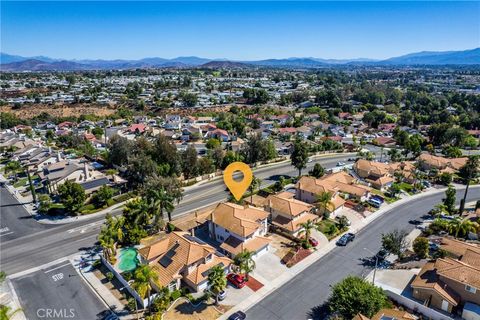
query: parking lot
11 261 109 320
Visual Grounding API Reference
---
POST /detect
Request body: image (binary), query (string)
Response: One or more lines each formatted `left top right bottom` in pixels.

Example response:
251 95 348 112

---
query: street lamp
364 247 378 285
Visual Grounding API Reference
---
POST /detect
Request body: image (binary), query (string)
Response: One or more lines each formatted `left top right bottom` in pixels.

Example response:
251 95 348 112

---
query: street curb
219 184 479 320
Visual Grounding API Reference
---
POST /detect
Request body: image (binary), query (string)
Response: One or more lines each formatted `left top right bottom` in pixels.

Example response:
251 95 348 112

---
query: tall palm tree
249 175 262 204
128 199 151 227
316 191 333 215
133 264 159 311
233 250 256 281
98 214 124 263
146 188 174 229
298 219 320 242
0 305 22 320
207 265 227 305
458 156 479 214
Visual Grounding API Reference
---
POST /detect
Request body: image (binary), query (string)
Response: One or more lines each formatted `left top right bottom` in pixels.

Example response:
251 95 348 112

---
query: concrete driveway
251 251 288 283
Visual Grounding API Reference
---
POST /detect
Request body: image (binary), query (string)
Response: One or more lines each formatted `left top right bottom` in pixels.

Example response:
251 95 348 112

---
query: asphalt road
0 187 53 241
0 153 358 275
245 187 480 320
11 261 109 320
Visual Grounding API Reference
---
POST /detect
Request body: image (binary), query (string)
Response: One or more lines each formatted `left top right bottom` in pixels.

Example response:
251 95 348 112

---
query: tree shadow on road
307 303 329 320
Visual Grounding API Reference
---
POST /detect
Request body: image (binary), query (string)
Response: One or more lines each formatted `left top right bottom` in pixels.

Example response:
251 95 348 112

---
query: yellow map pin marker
223 162 253 201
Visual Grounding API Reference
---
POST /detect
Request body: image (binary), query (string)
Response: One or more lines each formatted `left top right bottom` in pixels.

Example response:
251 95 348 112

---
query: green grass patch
13 178 28 188
317 219 346 241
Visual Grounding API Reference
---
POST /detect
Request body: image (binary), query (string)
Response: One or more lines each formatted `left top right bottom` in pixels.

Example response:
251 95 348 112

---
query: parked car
336 233 355 246
421 180 432 188
370 195 385 203
308 237 319 247
336 162 346 166
228 311 247 320
217 290 227 301
408 219 422 225
227 273 247 288
367 198 382 208
429 242 440 251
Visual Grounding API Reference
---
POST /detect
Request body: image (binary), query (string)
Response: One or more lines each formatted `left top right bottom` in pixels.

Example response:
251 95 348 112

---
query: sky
1 1 479 60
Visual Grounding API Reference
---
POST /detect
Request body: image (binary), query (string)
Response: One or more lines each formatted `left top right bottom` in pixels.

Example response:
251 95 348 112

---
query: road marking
0 226 10 233
51 273 64 281
44 262 71 274
66 221 103 234
0 232 14 237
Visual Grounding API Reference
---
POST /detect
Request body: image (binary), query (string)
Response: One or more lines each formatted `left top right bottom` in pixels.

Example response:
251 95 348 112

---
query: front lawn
317 219 346 240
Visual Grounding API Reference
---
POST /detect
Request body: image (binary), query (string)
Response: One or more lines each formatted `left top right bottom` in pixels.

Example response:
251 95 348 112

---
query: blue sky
1 1 479 60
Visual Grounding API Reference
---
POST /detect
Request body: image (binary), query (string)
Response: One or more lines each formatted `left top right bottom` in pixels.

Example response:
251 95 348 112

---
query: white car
336 162 346 166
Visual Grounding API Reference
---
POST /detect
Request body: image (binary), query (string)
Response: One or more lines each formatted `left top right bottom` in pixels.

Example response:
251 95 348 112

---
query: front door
441 300 449 312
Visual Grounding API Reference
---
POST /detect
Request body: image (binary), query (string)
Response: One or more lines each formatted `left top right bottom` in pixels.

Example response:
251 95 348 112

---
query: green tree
233 250 256 280
444 185 456 214
98 214 125 263
143 176 182 222
291 139 309 176
298 220 321 247
182 144 199 179
38 194 52 214
0 305 22 320
413 237 429 259
458 156 479 214
133 264 159 311
381 229 409 259
248 175 262 204
92 185 114 208
439 172 453 185
205 138 221 149
146 188 174 228
388 148 402 162
4 160 21 181
316 191 333 216
57 180 86 214
327 276 390 319
309 163 325 178
447 218 479 238
388 183 402 197
207 265 227 305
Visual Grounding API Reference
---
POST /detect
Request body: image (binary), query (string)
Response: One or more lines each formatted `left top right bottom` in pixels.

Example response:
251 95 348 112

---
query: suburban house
38 159 105 192
411 240 480 315
138 231 232 293
354 159 395 191
353 308 416 320
208 202 271 258
265 193 318 236
295 176 346 216
417 153 468 173
318 171 371 201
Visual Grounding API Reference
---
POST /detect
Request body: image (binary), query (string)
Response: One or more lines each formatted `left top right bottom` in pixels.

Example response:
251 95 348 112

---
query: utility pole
25 164 37 203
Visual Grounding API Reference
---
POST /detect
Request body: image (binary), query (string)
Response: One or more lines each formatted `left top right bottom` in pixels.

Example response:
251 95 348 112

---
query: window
465 285 477 294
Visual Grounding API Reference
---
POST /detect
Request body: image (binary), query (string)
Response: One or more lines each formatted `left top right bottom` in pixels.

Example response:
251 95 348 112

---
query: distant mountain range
1 48 479 71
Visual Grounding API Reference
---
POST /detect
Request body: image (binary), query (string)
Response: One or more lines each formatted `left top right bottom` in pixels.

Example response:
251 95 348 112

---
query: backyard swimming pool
118 247 139 272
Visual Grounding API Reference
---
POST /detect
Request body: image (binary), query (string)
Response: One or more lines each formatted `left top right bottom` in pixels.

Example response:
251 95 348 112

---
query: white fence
101 257 149 308
385 289 455 320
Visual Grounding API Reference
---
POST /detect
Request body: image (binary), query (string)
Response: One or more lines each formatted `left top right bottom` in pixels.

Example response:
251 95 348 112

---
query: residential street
245 187 480 320
0 153 359 275
11 261 109 320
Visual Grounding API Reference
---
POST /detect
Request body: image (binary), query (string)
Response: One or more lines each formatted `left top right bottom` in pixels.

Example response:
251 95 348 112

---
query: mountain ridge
1 48 479 71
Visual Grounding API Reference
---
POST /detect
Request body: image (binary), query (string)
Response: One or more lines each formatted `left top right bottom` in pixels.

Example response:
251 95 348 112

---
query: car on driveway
228 311 247 320
227 273 247 289
308 237 319 247
336 233 355 246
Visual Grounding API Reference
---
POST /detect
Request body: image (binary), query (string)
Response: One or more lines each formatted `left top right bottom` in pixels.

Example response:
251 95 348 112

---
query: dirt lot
1 103 116 119
163 299 231 320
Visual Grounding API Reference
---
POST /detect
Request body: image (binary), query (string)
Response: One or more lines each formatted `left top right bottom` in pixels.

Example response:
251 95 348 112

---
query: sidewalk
0 279 26 320
219 184 478 320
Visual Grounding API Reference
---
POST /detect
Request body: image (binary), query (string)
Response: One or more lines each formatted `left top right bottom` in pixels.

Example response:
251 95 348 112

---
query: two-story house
295 176 346 216
266 193 318 236
411 240 480 315
208 202 271 258
138 231 232 293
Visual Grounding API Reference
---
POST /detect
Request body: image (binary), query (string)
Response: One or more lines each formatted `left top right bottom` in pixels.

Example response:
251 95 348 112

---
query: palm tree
458 156 479 214
233 250 256 281
207 265 227 305
133 264 159 311
249 175 262 204
298 219 321 246
446 218 462 238
0 305 22 320
128 199 151 227
146 188 174 229
98 214 124 263
316 191 333 216
451 219 480 238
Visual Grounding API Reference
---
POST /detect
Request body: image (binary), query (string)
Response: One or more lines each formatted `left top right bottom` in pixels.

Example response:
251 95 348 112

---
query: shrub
413 237 429 259
170 289 182 301
122 271 132 281
127 297 137 311
106 272 114 281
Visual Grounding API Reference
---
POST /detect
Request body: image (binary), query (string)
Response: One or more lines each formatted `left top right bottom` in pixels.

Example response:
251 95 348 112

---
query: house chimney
57 152 62 161
83 162 90 180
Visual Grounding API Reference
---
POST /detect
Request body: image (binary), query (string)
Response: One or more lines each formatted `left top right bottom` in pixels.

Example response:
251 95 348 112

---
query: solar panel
159 256 173 268
183 234 206 245
165 243 180 258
